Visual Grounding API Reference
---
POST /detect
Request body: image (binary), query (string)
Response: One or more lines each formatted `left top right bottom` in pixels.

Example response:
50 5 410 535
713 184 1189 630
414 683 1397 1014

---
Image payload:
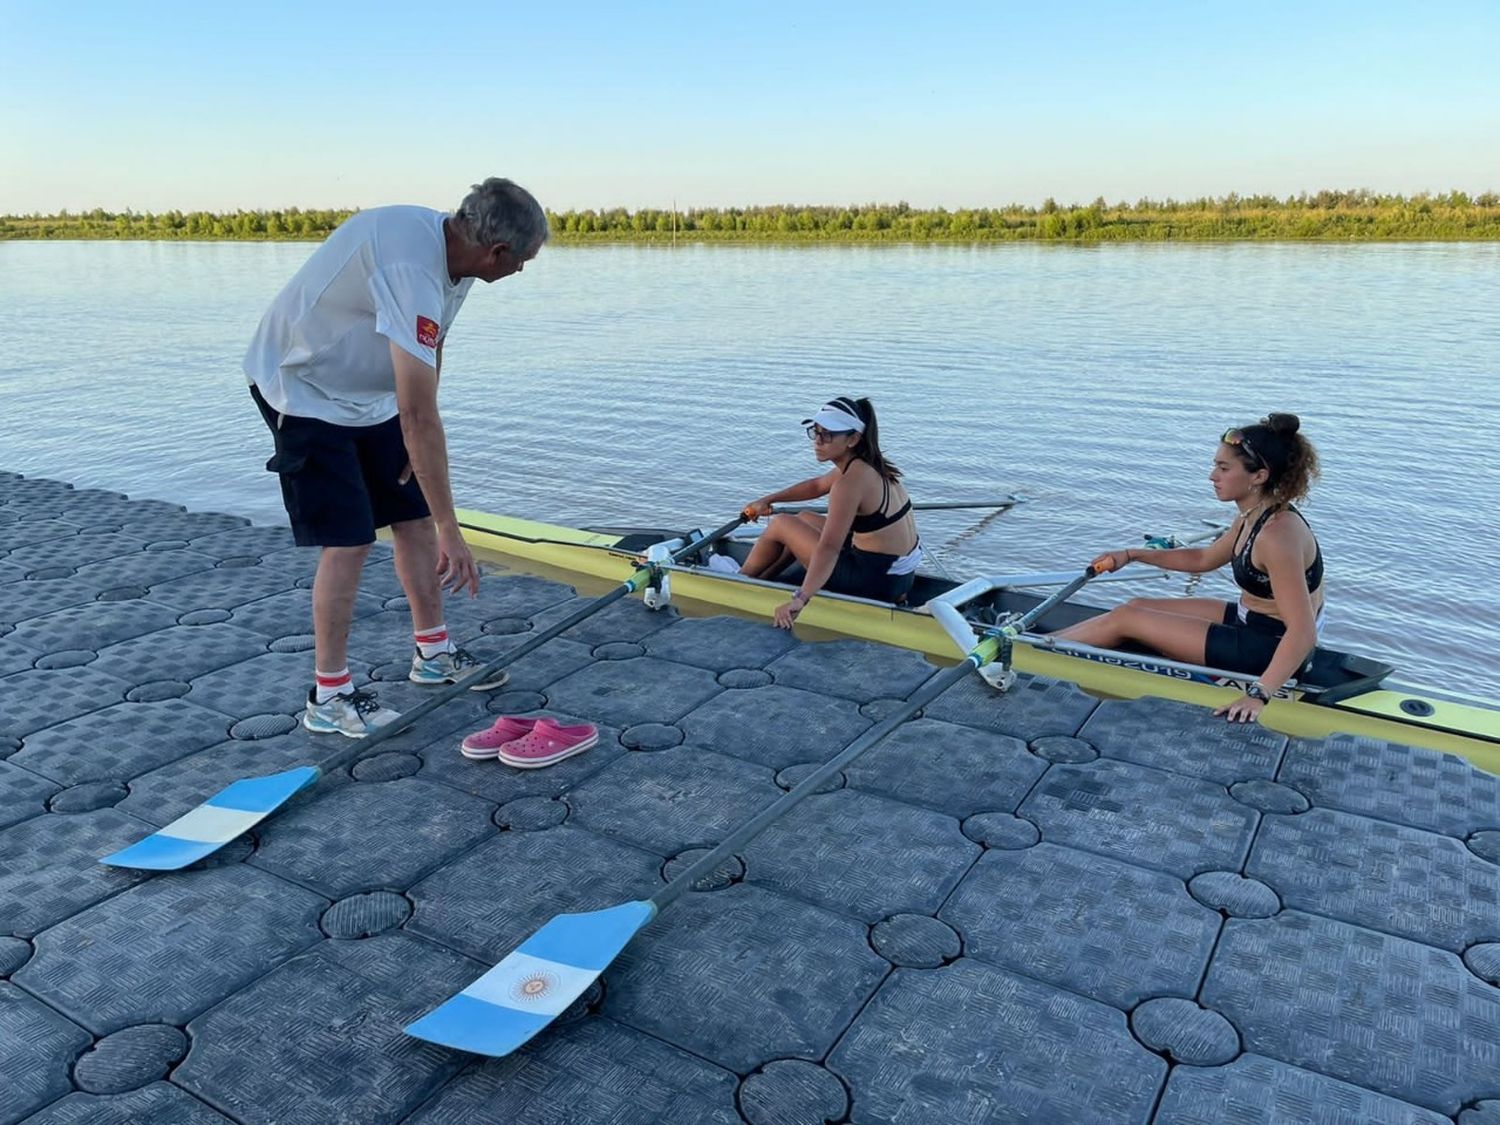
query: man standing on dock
244 177 549 737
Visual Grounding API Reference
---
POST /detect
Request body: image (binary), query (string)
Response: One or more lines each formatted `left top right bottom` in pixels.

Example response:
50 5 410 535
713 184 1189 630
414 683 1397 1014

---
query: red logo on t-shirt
416 316 440 349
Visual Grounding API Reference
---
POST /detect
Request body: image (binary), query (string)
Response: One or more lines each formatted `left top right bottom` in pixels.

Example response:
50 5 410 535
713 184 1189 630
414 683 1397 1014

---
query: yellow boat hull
457 509 1500 774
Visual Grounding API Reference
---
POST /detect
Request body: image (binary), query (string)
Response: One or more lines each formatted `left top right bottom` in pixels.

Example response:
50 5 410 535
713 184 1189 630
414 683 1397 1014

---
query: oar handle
651 634 1001 911
1000 564 1103 637
317 515 749 776
698 515 753 548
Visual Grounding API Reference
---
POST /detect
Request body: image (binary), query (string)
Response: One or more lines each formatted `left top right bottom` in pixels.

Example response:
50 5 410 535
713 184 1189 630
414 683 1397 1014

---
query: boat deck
2 470 1499 1125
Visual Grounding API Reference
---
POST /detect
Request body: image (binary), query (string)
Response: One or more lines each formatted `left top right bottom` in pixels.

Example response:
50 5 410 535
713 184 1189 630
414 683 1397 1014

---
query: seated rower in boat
737 396 923 628
1056 413 1325 724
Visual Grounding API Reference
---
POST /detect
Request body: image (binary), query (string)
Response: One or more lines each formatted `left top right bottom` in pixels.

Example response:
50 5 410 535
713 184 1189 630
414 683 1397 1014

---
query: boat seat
594 529 693 553
1299 647 1395 700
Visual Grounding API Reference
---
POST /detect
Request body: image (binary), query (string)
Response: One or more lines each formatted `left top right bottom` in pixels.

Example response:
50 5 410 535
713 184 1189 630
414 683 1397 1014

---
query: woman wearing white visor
740 396 923 628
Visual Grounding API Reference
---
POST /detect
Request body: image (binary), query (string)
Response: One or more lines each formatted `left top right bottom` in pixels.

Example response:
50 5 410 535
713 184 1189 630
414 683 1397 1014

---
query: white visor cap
801 398 865 434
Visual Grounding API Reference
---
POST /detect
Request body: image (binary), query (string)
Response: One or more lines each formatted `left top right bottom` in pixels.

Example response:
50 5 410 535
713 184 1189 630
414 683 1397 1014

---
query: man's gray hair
454 178 550 251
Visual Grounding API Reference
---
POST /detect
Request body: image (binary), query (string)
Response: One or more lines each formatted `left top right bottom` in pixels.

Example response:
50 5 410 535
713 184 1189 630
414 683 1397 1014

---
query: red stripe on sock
414 628 448 644
315 670 352 688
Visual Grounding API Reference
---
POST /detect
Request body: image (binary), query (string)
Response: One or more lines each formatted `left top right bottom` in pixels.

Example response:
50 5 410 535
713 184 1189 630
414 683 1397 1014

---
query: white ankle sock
415 625 452 659
314 668 353 704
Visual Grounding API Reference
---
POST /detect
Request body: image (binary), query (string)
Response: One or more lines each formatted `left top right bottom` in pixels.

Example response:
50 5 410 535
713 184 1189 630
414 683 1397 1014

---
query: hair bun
1263 412 1301 435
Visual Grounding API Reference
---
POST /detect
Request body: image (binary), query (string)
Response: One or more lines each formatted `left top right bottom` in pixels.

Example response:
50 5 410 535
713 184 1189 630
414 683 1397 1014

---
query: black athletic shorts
1203 602 1287 675
251 386 430 547
825 542 915 604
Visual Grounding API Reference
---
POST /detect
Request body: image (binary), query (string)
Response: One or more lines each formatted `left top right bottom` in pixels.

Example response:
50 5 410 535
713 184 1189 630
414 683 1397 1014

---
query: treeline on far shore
3 191 1498 242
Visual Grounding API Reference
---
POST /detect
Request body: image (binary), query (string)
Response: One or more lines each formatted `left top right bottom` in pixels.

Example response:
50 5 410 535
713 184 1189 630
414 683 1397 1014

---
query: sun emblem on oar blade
510 971 558 1003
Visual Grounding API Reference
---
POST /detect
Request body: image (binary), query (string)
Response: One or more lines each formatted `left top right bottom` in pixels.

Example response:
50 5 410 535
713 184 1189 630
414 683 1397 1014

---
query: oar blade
100 766 322 869
406 900 655 1055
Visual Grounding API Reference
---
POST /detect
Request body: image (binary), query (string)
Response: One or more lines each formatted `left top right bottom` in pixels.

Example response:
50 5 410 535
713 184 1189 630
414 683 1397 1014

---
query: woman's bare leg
1056 597 1229 663
740 513 825 579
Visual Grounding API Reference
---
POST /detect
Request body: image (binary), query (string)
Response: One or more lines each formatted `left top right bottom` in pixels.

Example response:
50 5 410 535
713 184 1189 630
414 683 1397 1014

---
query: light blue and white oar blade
406 900 655 1056
100 766 322 870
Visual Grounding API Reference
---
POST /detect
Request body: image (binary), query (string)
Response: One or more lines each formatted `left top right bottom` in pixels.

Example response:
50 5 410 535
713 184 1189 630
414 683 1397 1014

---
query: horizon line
6 187 1500 221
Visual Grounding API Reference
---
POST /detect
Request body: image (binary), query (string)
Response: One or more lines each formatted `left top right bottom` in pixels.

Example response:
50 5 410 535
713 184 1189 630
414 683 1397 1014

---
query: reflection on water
1 239 1496 696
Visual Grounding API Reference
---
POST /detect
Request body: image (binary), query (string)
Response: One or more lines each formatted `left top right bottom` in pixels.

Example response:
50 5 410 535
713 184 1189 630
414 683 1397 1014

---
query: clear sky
3 0 1496 214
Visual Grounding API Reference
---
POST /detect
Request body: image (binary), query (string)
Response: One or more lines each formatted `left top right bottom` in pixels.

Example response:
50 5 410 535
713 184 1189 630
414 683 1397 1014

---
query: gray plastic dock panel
942 842 1221 1009
828 959 1165 1124
5 473 1499 1124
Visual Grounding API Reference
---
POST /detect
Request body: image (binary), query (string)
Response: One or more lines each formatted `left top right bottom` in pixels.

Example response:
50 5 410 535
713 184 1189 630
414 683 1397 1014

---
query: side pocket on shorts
265 450 307 475
265 445 311 525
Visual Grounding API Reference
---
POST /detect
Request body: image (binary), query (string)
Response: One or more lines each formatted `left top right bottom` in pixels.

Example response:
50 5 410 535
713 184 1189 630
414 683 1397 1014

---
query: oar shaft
316 581 637 775
653 566 1098 908
698 515 755 547
652 635 1000 911
1007 568 1096 636
908 499 1022 512
318 515 747 776
778 498 1019 515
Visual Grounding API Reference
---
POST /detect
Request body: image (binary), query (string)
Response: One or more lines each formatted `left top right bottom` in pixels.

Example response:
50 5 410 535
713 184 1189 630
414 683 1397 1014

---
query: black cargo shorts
251 385 430 547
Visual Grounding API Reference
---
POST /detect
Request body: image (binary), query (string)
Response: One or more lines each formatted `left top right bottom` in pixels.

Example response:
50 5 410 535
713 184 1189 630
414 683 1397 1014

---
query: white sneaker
302 688 402 738
705 553 742 574
408 646 510 691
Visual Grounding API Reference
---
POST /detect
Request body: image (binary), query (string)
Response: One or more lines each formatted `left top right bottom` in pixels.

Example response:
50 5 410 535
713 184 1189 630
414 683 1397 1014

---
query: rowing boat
456 507 1500 774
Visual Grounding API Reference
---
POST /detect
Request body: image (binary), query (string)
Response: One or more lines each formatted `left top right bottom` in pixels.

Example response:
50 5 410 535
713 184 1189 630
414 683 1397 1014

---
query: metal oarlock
641 538 684 610
642 571 671 610
979 628 1019 691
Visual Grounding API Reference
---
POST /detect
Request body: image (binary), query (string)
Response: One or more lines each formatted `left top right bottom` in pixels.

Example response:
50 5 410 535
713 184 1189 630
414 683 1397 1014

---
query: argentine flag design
101 766 321 869
406 900 656 1055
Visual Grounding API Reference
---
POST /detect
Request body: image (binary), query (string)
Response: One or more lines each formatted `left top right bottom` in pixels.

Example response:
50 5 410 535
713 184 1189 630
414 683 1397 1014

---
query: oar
405 563 1103 1056
100 515 750 871
908 497 1029 512
776 495 1026 516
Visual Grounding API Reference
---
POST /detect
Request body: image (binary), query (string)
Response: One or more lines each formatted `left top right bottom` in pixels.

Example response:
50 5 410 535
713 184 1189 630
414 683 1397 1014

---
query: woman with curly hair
1057 413 1324 724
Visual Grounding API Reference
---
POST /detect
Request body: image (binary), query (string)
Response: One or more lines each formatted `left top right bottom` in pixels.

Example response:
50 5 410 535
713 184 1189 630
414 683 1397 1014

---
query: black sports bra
1231 506 1324 600
847 468 911 534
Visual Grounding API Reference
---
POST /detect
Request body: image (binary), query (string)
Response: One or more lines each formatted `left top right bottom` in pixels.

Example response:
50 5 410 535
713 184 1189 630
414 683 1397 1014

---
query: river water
1 239 1495 696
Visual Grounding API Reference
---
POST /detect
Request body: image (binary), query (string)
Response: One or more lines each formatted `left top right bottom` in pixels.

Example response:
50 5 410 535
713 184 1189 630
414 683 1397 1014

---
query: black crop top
1231 506 1324 601
847 469 911 534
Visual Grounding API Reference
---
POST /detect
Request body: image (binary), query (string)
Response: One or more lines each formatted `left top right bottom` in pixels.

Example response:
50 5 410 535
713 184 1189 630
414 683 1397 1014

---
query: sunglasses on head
1221 428 1264 468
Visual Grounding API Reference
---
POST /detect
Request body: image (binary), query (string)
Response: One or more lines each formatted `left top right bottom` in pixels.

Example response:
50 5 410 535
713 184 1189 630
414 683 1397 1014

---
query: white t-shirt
243 206 475 426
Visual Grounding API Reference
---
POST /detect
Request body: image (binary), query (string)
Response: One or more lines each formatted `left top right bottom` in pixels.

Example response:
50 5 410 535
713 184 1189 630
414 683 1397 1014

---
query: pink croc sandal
460 716 538 760
496 718 599 769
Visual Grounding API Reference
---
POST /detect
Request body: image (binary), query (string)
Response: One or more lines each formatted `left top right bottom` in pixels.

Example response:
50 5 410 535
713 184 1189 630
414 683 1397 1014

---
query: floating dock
1 470 1498 1124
